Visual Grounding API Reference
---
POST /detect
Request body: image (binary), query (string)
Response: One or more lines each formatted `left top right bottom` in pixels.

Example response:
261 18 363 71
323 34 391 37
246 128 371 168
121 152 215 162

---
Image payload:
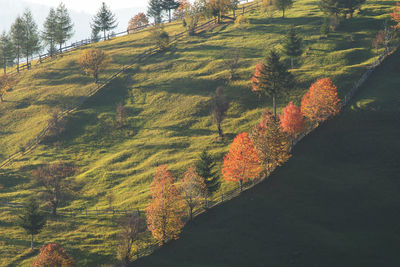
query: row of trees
0 2 119 74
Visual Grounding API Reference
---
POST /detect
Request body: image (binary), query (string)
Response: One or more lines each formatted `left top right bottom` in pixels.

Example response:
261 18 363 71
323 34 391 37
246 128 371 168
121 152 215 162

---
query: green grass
0 0 396 265
135 43 400 267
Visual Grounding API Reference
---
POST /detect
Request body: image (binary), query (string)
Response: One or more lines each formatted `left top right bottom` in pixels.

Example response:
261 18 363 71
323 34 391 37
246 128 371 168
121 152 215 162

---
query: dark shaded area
135 52 400 266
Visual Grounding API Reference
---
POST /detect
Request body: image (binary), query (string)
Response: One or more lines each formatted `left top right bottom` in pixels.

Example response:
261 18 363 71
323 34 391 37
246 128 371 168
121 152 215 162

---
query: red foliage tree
280 101 305 139
128 13 149 33
222 132 263 192
391 2 400 29
146 165 185 245
301 78 341 124
31 243 74 267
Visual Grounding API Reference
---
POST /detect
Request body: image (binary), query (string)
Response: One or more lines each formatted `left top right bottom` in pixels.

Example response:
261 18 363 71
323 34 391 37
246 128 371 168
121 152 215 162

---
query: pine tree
0 31 15 74
283 26 303 69
42 8 57 57
22 9 41 68
319 0 341 20
148 0 164 24
195 150 220 195
55 3 74 52
17 197 47 250
338 0 365 18
251 50 295 118
162 0 180 22
274 0 293 18
92 2 118 41
10 16 26 73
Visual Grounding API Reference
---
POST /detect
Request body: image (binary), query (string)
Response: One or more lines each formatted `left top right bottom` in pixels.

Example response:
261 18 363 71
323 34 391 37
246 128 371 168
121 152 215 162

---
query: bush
235 15 249 28
151 27 170 50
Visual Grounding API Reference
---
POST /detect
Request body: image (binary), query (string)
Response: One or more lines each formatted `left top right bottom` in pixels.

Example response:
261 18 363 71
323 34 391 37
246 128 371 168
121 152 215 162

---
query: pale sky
25 0 147 14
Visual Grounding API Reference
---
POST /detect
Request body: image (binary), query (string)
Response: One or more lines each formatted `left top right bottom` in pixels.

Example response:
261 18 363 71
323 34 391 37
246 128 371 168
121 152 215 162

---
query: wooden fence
0 0 260 169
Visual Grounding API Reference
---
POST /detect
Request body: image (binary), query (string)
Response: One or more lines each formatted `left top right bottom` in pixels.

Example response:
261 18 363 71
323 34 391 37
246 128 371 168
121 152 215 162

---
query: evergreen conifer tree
55 3 74 52
22 9 41 68
148 0 164 24
0 31 15 74
274 0 293 18
162 0 180 22
195 150 220 195
18 197 47 250
91 2 118 41
10 16 26 73
283 26 303 69
42 8 57 57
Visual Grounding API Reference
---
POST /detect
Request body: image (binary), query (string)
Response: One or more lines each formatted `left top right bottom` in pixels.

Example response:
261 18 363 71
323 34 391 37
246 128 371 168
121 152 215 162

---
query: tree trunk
169 9 172 22
59 43 62 53
52 205 57 216
217 122 223 139
31 234 34 250
1 95 3 102
189 206 193 221
282 8 285 18
239 180 243 192
291 57 294 69
273 95 277 118
104 30 106 41
17 51 19 73
94 72 98 84
26 51 29 70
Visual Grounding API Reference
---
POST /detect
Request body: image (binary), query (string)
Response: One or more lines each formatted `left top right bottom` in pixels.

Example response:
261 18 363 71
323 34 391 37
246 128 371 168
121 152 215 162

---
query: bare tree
181 165 207 220
47 112 66 138
117 214 146 267
211 86 229 140
223 48 241 80
33 162 78 216
116 102 127 128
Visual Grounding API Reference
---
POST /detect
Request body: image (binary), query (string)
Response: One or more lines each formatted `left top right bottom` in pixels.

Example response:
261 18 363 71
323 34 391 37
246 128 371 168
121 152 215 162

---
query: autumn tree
31 243 74 267
283 26 303 69
174 0 190 19
117 214 146 267
146 165 185 245
0 31 15 74
301 77 341 124
0 74 15 102
33 162 78 216
78 49 110 83
195 149 220 195
54 3 74 52
181 165 207 220
211 86 229 140
274 0 293 18
183 0 204 36
251 109 291 175
128 13 149 33
391 2 400 29
207 0 233 23
222 132 263 192
374 21 397 53
92 2 118 40
280 101 305 147
17 197 46 250
251 49 295 118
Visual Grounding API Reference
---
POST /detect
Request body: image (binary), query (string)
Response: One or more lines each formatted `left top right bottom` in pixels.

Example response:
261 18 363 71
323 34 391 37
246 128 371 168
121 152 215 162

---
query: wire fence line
0 0 259 170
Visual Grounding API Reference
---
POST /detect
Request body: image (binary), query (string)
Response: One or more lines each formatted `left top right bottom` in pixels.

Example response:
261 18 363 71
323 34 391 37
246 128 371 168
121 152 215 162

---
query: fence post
137 208 140 216
221 193 224 202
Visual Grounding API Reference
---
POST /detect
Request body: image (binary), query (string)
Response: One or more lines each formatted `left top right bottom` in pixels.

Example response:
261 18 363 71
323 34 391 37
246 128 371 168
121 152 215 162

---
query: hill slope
136 49 400 266
0 0 396 265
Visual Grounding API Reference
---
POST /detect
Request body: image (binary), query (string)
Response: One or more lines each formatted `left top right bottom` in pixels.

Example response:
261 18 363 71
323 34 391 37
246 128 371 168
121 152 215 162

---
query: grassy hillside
0 0 396 265
136 46 400 267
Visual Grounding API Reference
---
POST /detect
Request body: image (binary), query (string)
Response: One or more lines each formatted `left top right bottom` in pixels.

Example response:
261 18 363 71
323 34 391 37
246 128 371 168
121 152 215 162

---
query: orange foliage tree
31 243 74 267
301 77 341 124
146 165 185 245
391 2 400 29
128 13 149 33
78 49 110 83
180 165 207 220
222 132 263 192
280 101 305 141
251 109 291 175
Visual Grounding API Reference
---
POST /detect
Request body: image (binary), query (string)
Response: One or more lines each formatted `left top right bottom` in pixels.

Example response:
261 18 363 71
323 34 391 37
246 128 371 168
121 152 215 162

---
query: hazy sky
25 0 147 14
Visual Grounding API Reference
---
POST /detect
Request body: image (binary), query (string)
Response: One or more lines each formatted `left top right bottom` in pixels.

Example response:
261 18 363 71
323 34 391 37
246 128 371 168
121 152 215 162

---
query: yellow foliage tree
78 49 110 83
250 109 291 175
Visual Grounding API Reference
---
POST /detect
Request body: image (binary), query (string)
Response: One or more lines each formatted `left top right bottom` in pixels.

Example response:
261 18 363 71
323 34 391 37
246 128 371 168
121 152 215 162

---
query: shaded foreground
136 51 400 266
